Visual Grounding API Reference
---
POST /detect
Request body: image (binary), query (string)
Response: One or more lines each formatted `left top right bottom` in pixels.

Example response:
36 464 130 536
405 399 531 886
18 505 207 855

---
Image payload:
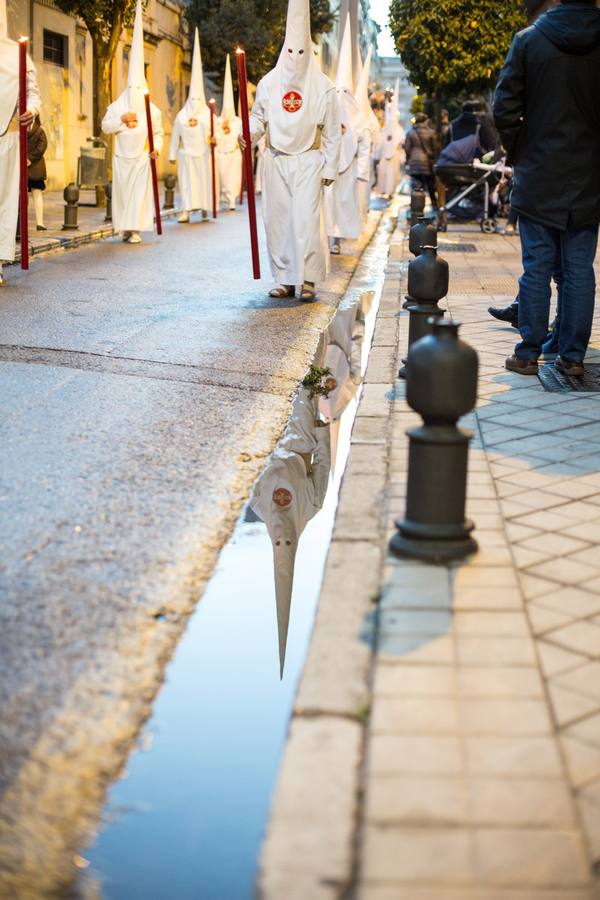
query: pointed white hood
125 0 147 115
0 0 19 134
355 46 380 138
184 28 207 120
335 14 362 172
381 82 404 161
221 53 236 120
263 0 333 155
0 0 7 40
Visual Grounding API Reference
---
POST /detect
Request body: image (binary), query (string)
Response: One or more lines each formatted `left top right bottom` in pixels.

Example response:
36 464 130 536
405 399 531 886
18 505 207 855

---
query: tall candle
19 38 29 271
209 99 217 220
235 49 260 280
143 91 162 236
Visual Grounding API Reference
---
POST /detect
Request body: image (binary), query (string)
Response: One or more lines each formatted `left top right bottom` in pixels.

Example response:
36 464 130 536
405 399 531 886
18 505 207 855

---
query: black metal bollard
390 319 479 562
62 183 79 231
399 244 448 377
410 189 426 223
104 182 112 222
409 216 438 257
164 173 176 209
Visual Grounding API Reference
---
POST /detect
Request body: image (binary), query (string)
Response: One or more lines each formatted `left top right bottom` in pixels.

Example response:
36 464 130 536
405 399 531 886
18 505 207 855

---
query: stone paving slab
259 212 600 898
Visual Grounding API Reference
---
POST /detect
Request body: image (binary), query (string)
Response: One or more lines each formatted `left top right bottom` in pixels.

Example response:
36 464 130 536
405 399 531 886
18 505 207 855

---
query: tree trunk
92 41 113 138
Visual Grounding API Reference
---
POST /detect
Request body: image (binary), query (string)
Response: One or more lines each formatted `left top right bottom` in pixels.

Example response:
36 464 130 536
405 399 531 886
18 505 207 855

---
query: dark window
43 30 67 67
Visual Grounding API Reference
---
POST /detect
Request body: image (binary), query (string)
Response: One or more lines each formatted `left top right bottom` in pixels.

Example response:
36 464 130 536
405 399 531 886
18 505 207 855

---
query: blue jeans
516 216 598 363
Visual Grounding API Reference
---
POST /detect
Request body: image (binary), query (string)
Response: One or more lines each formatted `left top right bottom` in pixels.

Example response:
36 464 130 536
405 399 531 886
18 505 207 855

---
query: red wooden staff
238 98 244 205
209 98 217 219
235 48 260 280
143 91 162 235
19 37 29 270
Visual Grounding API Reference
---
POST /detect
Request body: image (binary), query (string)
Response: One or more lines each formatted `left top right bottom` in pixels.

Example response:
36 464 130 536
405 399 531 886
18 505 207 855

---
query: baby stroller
434 133 511 233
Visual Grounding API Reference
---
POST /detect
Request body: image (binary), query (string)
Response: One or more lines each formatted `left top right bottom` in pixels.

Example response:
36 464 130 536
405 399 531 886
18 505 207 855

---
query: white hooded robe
168 28 214 214
217 54 242 210
0 1 41 263
376 79 404 197
249 0 341 285
101 0 164 233
324 15 369 243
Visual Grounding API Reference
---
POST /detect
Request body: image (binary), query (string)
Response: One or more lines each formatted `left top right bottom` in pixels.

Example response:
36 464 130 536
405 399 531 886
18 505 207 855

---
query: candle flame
236 47 243 54
19 35 29 43
144 89 149 96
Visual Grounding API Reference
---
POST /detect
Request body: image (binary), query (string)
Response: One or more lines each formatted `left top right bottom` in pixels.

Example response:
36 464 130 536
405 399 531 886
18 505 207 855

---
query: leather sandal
300 283 317 301
269 285 295 298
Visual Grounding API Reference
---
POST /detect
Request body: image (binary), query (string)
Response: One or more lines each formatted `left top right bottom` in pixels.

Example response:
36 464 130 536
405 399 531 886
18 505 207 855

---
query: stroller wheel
481 218 496 234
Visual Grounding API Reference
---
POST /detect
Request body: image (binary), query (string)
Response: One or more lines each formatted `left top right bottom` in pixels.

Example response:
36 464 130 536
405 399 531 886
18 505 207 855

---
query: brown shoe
555 356 584 378
505 354 539 375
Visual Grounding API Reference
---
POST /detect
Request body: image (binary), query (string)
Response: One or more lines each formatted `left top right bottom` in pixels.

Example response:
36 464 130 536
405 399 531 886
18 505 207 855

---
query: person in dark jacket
494 0 600 378
488 0 562 326
445 100 497 152
404 113 437 209
27 115 47 231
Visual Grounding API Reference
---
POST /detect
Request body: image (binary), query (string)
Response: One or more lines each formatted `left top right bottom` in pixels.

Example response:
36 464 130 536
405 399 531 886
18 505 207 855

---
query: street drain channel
79 220 392 899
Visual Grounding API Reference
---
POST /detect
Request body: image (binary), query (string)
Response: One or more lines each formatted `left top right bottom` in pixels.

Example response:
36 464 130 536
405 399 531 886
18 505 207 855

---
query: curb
258 204 407 900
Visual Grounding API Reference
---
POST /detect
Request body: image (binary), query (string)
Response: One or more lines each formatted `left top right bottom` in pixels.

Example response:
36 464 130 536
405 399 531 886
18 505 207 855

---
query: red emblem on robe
282 91 303 113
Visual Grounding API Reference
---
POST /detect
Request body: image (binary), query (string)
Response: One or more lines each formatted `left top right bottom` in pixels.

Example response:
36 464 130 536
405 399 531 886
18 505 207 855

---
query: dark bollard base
398 361 407 379
61 225 79 231
389 530 478 563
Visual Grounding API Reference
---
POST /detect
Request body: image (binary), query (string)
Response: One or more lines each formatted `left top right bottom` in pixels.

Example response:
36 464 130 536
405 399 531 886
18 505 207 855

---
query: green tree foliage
389 0 527 99
53 0 137 134
185 0 335 85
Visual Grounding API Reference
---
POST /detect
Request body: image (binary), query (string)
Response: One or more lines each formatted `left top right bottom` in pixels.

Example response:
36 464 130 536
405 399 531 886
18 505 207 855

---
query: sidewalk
259 215 600 898
11 185 181 261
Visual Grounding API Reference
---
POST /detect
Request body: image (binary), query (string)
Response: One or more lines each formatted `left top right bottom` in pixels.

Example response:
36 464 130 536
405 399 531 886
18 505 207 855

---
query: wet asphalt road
0 208 379 895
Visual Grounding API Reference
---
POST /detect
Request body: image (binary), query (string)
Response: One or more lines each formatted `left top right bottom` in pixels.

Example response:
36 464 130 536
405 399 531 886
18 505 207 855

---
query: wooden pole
235 49 260 280
19 38 29 271
209 98 218 219
144 91 162 235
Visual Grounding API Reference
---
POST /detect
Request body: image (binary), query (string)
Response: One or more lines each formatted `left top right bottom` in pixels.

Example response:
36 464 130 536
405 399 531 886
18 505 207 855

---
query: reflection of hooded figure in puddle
217 55 242 211
0 0 41 284
250 389 330 676
248 0 341 300
169 28 215 222
324 15 369 254
101 0 164 244
376 78 404 198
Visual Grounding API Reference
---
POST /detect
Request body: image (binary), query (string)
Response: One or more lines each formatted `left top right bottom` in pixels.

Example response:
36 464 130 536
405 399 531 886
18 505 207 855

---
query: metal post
163 173 176 210
62 183 80 231
399 244 448 378
390 319 479 562
104 182 112 222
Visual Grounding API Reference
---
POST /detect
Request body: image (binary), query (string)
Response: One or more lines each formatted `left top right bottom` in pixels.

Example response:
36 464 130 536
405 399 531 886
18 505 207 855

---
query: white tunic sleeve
249 81 267 145
168 117 181 161
26 55 41 117
101 105 126 136
356 128 370 181
152 109 164 154
320 89 341 182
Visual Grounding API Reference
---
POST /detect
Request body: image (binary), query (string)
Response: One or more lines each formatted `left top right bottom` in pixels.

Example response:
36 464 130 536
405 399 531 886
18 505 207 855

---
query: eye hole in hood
536 4 600 55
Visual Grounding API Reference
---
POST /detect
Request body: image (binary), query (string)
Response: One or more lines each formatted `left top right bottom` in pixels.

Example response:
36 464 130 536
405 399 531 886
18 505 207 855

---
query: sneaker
505 354 539 375
489 305 518 327
127 231 142 244
503 224 516 236
555 356 584 378
122 231 132 242
178 213 190 223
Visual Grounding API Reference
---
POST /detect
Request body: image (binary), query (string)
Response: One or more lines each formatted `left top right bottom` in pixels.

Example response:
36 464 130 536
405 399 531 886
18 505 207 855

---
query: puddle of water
81 222 390 900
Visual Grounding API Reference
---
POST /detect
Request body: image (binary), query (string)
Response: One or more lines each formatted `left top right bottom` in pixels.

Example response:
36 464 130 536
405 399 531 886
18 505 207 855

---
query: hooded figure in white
250 387 330 676
169 28 215 222
101 0 163 243
376 78 404 198
216 54 242 211
354 46 380 224
246 0 341 300
0 0 41 284
323 15 369 253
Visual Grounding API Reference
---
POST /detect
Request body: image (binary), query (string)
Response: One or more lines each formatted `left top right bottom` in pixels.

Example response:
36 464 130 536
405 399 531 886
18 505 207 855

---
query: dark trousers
516 216 598 363
411 174 438 210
